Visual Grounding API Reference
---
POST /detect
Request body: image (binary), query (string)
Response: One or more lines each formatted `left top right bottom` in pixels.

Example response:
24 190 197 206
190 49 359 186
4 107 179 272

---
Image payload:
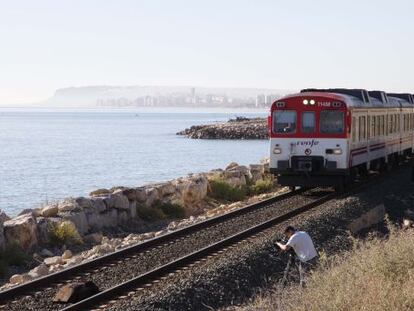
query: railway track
64 191 336 311
0 187 331 311
56 160 414 311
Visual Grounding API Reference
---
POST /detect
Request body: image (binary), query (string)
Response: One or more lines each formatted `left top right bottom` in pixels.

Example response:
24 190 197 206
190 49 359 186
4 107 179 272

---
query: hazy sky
1 0 413 105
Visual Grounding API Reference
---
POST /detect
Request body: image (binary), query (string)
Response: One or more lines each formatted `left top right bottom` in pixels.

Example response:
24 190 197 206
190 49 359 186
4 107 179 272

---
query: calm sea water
0 107 269 216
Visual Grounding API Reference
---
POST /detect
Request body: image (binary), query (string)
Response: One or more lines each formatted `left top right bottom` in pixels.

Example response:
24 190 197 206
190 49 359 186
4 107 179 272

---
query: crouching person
276 226 318 286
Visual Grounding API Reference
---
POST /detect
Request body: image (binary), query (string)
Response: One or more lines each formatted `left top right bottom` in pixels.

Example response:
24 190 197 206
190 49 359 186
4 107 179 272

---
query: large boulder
58 199 81 213
173 174 208 214
249 164 265 182
104 191 129 210
86 212 103 231
135 187 147 203
99 209 118 228
4 214 38 250
153 182 175 197
90 198 106 213
40 204 59 217
60 211 89 235
89 188 111 197
75 197 93 209
145 187 162 206
121 188 137 201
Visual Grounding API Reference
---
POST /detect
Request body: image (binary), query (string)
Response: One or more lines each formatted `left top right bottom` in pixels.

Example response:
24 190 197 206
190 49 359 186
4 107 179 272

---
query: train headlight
273 147 282 154
310 99 315 105
303 99 309 105
332 148 342 155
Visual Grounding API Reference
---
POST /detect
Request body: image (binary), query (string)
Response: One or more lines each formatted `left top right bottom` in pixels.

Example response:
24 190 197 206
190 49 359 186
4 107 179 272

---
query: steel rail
62 192 336 311
0 188 303 303
62 158 414 311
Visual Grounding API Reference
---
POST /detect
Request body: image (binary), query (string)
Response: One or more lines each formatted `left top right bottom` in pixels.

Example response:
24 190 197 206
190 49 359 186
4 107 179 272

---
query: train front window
302 112 315 133
320 111 344 134
273 110 296 134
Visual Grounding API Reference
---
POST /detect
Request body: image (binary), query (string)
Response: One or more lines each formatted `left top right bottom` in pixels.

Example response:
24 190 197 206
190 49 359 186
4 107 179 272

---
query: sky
1 0 414 105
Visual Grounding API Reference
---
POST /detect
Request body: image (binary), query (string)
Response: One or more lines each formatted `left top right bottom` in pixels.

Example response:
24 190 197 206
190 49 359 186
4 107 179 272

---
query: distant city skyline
1 0 414 105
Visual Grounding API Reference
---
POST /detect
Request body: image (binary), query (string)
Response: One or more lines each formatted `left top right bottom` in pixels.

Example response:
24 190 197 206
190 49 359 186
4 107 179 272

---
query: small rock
41 204 59 217
89 188 111 197
62 250 73 260
66 256 82 266
28 264 49 279
83 232 103 244
40 248 54 257
53 281 100 303
44 256 63 266
403 219 413 228
9 274 24 285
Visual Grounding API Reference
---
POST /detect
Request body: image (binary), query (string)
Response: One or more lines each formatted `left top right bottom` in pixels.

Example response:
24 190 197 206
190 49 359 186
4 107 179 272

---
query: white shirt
286 231 317 262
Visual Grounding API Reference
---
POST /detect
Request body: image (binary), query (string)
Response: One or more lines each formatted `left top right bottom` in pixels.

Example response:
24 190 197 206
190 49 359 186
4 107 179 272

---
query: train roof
279 88 414 108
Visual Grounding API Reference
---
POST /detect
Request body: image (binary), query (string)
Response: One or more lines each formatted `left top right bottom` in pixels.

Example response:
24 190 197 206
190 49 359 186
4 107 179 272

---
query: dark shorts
299 256 318 273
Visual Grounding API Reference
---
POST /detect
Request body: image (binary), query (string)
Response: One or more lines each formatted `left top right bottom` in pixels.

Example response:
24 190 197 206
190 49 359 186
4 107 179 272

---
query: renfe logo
296 139 319 147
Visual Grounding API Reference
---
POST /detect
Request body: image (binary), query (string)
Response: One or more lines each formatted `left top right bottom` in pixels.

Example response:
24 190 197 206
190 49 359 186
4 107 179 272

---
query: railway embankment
177 117 268 139
240 226 414 311
0 158 280 288
110 167 414 311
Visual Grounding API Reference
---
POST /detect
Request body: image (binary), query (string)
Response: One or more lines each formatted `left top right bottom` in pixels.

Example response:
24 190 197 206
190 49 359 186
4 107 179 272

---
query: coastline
0 158 278 288
177 117 268 139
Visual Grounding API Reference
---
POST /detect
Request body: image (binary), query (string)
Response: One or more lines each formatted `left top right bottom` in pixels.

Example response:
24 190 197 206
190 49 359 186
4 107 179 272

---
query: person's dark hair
284 226 296 234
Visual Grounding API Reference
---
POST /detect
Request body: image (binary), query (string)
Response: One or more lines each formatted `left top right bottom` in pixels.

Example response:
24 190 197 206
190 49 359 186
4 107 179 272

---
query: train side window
397 114 400 132
372 116 376 137
393 115 396 133
352 117 357 142
376 116 380 137
371 116 375 137
359 116 366 141
301 112 315 133
388 115 392 134
367 116 370 139
381 115 385 136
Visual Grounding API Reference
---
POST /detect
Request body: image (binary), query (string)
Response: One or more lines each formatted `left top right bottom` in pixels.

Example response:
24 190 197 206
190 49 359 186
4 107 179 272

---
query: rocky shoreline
177 117 268 139
0 158 277 288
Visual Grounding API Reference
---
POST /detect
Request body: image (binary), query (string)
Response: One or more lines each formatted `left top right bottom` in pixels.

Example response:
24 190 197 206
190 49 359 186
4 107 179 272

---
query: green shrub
2 243 27 266
49 221 83 245
208 176 246 202
249 178 274 195
136 204 167 221
137 202 185 221
0 243 28 277
156 202 186 219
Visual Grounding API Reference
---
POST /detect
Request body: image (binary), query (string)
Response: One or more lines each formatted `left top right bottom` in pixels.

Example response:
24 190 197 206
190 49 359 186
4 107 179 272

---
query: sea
0 107 269 216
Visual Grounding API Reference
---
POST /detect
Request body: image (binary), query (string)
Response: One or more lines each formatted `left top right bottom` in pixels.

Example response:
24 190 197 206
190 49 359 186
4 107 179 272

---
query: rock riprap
177 117 268 139
0 159 271 254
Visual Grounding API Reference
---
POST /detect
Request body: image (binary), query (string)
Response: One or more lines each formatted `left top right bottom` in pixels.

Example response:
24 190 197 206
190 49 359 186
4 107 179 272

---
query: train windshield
302 111 316 133
320 111 345 134
273 110 296 133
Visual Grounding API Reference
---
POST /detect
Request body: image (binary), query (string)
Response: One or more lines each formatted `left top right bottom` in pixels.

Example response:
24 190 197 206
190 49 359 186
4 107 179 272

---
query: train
269 88 414 191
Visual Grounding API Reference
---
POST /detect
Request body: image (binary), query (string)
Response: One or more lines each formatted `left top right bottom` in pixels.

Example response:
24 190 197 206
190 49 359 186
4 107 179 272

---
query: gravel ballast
4 190 326 311
104 167 414 311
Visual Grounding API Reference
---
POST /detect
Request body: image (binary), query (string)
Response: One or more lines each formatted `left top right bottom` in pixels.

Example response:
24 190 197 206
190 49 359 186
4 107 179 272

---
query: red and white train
269 89 414 190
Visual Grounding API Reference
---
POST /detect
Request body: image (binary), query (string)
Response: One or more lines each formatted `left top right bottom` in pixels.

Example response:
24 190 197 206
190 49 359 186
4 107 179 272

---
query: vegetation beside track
244 224 414 311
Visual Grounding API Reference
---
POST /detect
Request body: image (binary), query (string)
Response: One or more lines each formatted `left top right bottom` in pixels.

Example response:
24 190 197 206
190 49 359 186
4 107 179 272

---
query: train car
269 88 414 190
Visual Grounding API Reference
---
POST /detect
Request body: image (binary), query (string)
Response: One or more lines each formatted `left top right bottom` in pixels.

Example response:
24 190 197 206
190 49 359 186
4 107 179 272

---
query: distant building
256 94 265 107
190 87 196 104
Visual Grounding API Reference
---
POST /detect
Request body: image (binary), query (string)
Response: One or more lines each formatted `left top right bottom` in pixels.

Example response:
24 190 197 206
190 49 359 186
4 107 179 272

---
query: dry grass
208 175 247 202
243 226 414 311
49 221 83 245
249 178 275 195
